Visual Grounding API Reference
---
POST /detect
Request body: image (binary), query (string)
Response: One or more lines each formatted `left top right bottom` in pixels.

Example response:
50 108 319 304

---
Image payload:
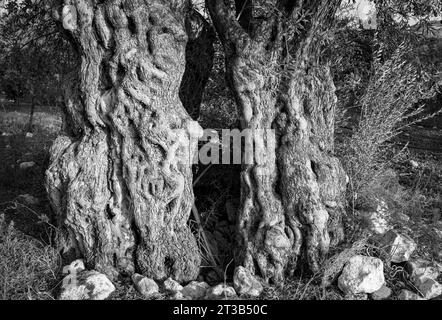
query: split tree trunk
46 0 203 282
207 0 347 283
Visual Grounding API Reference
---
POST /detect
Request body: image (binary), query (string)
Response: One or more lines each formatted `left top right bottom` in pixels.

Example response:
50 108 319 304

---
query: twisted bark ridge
46 0 203 282
207 0 347 283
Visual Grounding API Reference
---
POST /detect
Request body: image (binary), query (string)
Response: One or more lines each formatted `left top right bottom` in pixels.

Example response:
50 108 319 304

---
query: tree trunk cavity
179 9 215 120
46 0 203 282
207 0 347 283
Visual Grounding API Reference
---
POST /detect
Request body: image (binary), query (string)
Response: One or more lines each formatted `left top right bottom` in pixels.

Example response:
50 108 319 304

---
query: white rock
233 266 263 297
19 161 36 170
132 274 159 298
163 277 183 293
205 284 237 300
62 259 85 275
338 255 385 295
170 291 186 300
59 271 115 300
413 276 442 299
410 160 419 169
370 285 392 300
1 132 12 137
17 194 40 206
344 293 369 300
25 132 33 138
406 259 439 280
397 289 425 300
182 281 210 299
382 230 416 263
171 291 188 300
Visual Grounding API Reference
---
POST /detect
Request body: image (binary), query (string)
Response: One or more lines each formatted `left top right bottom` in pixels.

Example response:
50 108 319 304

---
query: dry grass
320 236 371 289
0 213 60 300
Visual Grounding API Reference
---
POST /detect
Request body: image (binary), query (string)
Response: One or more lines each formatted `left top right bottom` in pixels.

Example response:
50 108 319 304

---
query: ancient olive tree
46 0 204 282
207 0 348 283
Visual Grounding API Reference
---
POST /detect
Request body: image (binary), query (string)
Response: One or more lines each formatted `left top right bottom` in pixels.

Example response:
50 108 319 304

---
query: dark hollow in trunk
179 9 215 121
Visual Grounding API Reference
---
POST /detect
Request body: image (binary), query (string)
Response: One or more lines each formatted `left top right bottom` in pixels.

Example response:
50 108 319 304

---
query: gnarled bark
46 0 202 282
207 0 347 283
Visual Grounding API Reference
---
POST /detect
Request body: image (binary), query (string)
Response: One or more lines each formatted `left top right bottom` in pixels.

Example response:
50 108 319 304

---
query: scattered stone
370 285 392 300
413 276 442 300
410 160 419 169
62 259 85 275
233 266 263 297
182 281 210 299
406 259 439 280
17 194 40 206
338 255 385 295
132 274 159 298
19 161 36 170
25 132 33 138
1 132 12 137
397 289 425 300
205 284 237 300
325 200 338 208
344 293 369 300
381 230 416 263
5 144 11 149
171 291 189 300
163 277 183 293
59 270 115 300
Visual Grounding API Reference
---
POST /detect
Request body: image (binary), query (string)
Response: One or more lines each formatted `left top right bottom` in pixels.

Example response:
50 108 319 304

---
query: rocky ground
0 104 441 300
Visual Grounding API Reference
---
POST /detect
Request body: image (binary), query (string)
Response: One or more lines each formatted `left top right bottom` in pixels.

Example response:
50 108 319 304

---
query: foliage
332 2 441 210
0 0 74 105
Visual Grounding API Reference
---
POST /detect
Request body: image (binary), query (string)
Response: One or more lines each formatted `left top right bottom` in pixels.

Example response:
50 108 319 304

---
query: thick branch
206 0 250 50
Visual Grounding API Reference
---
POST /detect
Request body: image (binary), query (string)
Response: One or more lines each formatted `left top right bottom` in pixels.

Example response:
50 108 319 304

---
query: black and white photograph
0 0 441 310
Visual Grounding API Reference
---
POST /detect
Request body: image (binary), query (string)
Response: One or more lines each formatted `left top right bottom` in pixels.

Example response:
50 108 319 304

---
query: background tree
0 0 74 131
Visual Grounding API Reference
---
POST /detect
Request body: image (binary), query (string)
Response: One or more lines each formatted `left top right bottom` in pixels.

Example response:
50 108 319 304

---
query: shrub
337 33 440 210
